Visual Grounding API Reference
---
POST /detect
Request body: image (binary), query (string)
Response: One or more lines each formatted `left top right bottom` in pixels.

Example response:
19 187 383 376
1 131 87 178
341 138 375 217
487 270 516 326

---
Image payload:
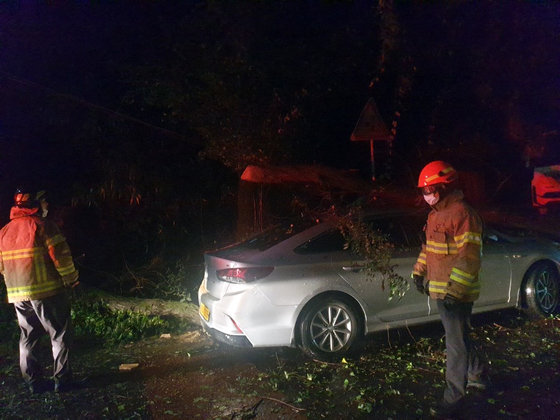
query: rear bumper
198 280 298 347
533 193 560 207
200 322 253 348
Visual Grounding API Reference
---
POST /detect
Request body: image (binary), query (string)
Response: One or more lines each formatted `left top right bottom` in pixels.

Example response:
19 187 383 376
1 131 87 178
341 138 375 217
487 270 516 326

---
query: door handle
342 264 366 272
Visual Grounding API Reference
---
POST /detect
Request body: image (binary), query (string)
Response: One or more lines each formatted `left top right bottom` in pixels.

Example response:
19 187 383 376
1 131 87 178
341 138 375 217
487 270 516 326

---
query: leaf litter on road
1 310 560 419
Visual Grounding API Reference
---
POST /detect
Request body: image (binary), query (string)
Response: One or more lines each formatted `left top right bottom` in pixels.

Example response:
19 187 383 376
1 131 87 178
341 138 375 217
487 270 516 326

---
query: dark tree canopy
0 0 558 292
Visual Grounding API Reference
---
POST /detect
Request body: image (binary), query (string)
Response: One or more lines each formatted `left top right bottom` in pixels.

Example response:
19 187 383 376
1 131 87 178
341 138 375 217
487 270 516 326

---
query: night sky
1 1 559 209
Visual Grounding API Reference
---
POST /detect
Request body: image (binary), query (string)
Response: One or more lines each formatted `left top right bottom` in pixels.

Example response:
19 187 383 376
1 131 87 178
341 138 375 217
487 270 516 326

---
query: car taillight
216 266 274 283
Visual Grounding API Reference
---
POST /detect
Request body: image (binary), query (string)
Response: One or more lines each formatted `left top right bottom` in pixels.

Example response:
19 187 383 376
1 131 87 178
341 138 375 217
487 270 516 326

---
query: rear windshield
238 221 316 251
295 214 425 255
294 229 346 254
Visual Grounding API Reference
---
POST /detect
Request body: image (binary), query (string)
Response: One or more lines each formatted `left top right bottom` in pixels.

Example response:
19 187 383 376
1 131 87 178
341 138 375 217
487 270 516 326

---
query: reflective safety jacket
0 206 78 303
412 190 482 302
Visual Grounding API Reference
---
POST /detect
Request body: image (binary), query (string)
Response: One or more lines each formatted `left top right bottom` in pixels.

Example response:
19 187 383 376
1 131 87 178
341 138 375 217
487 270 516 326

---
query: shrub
71 300 170 345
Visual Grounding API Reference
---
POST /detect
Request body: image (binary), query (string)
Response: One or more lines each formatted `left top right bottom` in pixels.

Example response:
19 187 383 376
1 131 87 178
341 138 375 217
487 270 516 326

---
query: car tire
524 262 560 318
299 296 362 360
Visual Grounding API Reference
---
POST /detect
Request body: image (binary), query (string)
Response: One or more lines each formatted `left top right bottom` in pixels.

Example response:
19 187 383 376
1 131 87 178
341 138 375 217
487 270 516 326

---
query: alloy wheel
535 268 559 313
309 304 353 352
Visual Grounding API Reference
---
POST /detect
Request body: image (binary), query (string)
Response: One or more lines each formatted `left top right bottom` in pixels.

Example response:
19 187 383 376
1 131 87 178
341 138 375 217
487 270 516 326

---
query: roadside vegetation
1 292 195 350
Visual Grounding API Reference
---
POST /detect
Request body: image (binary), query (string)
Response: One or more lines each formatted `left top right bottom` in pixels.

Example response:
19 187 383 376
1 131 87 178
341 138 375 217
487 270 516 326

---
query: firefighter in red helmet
412 161 487 416
0 188 80 394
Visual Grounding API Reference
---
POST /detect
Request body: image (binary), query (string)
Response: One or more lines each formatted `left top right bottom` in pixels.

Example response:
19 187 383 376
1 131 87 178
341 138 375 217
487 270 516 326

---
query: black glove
69 281 85 302
412 275 425 295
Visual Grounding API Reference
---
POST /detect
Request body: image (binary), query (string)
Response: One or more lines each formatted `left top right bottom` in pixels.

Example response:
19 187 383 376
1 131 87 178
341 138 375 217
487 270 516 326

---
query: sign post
350 98 393 181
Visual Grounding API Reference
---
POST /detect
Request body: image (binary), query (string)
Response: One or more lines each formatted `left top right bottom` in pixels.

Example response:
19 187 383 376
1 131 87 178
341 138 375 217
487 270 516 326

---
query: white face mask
423 193 439 206
41 201 48 218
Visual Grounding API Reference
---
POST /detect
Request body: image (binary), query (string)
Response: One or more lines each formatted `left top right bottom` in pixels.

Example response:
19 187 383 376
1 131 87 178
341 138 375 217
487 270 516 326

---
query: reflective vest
0 206 78 303
412 190 482 302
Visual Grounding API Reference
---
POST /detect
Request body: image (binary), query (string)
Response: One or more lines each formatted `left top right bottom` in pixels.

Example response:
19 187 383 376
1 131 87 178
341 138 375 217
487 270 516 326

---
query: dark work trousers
14 292 73 385
437 299 484 405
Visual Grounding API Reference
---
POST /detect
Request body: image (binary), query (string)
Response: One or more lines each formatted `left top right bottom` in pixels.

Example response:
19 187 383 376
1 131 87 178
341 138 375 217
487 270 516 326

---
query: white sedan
198 208 560 360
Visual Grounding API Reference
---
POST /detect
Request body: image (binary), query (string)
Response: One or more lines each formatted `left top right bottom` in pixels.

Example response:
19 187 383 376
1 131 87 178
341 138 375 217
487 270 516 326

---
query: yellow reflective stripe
430 281 448 287
426 240 447 253
4 253 39 261
2 247 42 256
416 255 426 264
426 241 458 250
465 288 481 295
454 231 482 248
425 166 454 184
45 234 65 248
450 266 479 290
427 248 458 255
412 270 423 276
2 247 44 260
428 281 448 293
450 273 474 286
450 276 481 289
451 267 475 280
57 263 76 276
429 282 480 295
425 173 439 183
426 242 458 255
450 274 480 290
7 280 61 298
35 258 48 283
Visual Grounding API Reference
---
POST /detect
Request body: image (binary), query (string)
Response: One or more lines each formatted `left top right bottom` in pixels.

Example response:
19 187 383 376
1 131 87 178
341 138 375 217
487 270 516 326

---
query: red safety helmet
417 161 458 187
14 187 45 208
14 189 35 208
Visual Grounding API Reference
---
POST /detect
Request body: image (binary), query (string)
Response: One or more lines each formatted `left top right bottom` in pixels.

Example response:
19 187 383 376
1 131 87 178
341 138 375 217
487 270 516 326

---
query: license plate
199 303 210 321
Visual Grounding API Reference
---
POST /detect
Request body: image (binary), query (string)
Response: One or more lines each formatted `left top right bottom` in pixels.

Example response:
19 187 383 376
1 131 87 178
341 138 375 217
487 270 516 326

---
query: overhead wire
0 70 200 145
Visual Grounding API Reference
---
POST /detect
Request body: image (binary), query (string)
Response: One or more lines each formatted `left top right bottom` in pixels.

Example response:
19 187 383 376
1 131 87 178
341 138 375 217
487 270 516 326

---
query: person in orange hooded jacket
0 188 79 394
